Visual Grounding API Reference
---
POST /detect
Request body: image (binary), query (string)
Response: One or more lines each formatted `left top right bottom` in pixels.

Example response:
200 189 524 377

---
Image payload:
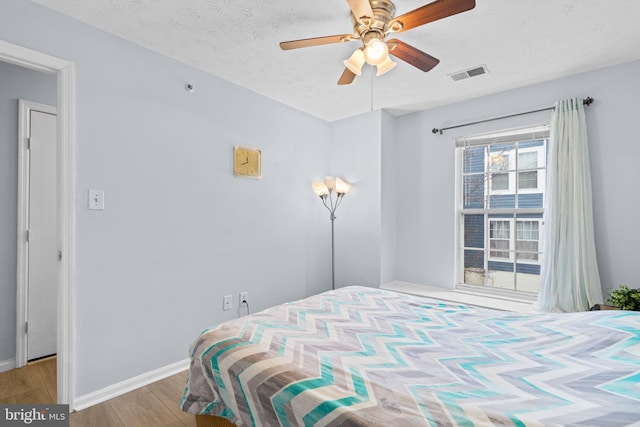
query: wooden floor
0 357 57 404
70 370 195 427
0 359 196 427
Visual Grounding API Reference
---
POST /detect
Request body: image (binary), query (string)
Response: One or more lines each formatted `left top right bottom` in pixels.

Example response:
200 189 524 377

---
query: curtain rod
432 97 594 135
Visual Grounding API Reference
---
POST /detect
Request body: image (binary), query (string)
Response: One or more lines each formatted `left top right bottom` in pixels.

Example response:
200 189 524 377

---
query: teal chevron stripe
601 372 640 400
272 362 335 427
204 320 308 425
593 315 640 366
205 296 374 424
409 385 502 426
302 395 360 425
302 366 370 424
271 322 440 423
354 325 435 369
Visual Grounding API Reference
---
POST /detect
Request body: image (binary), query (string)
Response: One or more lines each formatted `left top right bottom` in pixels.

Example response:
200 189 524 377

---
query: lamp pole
312 177 351 291
322 194 343 291
329 207 337 290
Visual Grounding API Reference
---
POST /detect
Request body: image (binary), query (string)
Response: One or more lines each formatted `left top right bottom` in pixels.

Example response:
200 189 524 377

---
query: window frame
488 218 513 262
486 217 544 265
515 219 543 265
488 145 546 196
455 125 549 297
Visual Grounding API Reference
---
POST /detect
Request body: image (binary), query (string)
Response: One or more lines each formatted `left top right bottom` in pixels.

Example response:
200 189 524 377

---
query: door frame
17 99 57 366
1 40 76 408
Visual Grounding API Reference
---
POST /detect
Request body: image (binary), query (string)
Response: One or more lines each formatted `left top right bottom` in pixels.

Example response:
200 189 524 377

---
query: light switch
223 295 232 311
88 189 105 210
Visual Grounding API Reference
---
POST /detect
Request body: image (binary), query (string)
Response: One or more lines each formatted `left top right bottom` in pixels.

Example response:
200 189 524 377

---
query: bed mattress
181 286 640 426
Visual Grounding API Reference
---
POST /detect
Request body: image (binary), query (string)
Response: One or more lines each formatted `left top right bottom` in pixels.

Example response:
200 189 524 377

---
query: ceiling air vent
449 65 488 81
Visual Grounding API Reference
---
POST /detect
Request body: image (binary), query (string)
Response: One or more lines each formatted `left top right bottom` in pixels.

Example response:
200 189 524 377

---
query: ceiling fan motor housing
350 0 396 39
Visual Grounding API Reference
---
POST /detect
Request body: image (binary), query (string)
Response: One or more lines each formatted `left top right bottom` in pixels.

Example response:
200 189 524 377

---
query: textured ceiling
30 0 640 122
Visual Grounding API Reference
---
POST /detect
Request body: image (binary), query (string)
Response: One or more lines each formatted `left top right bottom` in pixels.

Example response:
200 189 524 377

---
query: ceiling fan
280 0 476 85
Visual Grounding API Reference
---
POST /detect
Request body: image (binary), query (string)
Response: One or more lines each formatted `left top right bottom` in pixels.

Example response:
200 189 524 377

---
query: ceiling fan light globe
376 55 397 76
343 49 365 75
364 39 388 65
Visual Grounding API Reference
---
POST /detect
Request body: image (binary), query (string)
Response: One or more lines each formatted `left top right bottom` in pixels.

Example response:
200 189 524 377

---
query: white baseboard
0 359 16 373
73 358 190 411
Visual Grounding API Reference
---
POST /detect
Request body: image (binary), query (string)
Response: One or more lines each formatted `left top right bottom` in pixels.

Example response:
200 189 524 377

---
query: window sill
381 281 537 313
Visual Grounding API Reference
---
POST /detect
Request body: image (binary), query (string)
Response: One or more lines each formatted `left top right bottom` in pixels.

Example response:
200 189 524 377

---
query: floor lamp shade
312 180 329 197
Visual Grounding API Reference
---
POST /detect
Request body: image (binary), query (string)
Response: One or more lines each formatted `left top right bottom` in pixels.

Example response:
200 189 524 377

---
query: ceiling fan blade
280 34 354 50
389 0 475 33
337 68 357 85
346 0 375 25
388 39 440 72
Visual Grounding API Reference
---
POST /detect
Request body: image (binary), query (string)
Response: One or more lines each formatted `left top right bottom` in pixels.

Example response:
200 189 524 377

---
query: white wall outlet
239 292 249 305
88 189 105 210
223 295 232 311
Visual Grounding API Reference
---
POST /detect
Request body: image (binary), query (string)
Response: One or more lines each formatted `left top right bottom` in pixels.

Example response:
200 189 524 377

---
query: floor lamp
312 177 352 290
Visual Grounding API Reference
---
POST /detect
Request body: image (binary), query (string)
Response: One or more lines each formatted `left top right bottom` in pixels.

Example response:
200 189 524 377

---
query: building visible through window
456 125 548 295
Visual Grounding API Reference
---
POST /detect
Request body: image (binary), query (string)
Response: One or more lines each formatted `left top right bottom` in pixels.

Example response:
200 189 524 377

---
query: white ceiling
30 0 640 122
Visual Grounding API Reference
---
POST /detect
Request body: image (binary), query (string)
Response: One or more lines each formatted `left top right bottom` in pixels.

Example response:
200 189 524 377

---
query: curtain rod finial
583 97 594 106
432 128 442 134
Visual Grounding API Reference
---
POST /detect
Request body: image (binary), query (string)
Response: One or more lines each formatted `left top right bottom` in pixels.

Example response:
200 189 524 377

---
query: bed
180 286 640 426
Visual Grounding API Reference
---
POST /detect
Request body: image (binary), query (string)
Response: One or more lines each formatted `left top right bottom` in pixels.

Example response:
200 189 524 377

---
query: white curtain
537 98 603 312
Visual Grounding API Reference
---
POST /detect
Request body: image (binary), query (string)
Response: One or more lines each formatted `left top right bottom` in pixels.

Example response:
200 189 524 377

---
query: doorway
0 39 75 407
16 100 58 365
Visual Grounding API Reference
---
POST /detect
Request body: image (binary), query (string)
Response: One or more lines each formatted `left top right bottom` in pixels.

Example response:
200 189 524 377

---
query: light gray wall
329 111 382 288
1 0 331 395
0 61 56 363
392 59 640 295
380 111 397 284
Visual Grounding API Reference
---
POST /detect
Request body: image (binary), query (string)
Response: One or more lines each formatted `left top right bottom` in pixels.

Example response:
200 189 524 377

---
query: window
490 153 509 191
518 151 538 189
456 125 548 295
489 220 511 259
488 147 545 196
516 220 540 262
488 219 542 263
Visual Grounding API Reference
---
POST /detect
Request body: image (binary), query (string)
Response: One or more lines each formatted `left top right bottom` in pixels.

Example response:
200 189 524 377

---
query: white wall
0 61 57 363
391 59 640 295
1 0 331 396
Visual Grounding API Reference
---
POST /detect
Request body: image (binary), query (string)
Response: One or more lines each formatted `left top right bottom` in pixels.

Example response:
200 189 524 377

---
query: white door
26 106 58 361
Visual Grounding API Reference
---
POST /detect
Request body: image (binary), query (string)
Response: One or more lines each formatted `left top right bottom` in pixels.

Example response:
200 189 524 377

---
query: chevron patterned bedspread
181 286 640 426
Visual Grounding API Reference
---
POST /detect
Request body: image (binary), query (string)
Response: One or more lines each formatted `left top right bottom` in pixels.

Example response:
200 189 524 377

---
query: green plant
606 285 640 311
